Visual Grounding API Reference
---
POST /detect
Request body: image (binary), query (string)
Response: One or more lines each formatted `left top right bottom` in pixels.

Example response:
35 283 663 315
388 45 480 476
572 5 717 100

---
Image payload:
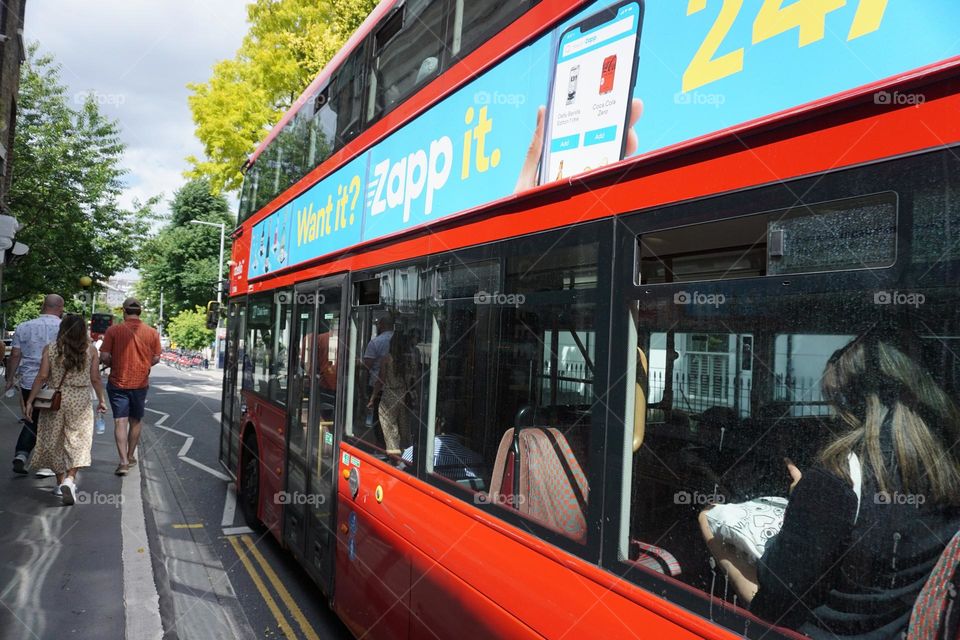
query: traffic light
205 301 220 330
90 313 113 336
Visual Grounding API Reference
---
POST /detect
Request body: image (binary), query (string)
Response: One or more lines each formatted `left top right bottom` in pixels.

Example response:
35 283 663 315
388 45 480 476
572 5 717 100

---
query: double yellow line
228 534 321 640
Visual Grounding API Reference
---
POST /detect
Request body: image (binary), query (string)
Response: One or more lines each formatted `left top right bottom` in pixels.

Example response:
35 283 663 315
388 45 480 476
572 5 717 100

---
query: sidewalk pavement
0 396 162 640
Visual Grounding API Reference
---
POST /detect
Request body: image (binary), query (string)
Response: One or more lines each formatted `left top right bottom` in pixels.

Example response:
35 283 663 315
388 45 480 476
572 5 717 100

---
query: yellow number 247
683 0 890 93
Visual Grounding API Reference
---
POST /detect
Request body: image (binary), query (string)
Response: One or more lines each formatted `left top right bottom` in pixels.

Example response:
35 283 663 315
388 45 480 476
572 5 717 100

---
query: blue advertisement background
250 0 960 280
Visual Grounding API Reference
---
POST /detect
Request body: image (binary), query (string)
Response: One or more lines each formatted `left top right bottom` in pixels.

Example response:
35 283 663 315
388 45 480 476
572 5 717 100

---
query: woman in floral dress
25 314 107 505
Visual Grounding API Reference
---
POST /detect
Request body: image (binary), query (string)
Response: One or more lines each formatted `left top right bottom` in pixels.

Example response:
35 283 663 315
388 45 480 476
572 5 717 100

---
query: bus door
220 299 246 473
284 277 344 594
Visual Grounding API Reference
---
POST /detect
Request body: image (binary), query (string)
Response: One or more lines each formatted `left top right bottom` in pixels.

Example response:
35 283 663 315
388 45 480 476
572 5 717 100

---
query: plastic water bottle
4 387 15 398
95 413 105 435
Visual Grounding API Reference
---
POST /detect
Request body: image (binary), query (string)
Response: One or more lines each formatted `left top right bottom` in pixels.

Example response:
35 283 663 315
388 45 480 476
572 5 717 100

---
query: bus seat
908 529 960 639
489 427 589 542
629 540 682 577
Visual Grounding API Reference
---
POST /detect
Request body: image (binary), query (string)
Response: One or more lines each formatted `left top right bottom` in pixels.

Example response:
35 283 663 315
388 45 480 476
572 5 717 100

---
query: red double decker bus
220 1 960 637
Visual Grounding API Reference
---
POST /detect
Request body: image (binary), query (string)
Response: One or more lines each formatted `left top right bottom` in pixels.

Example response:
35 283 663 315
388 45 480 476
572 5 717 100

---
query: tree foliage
136 178 233 319
3 46 154 324
186 0 377 193
166 306 214 351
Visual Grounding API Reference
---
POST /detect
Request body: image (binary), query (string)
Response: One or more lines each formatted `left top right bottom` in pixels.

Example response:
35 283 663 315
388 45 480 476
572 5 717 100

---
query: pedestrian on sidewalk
24 314 107 505
99 298 161 476
4 294 63 476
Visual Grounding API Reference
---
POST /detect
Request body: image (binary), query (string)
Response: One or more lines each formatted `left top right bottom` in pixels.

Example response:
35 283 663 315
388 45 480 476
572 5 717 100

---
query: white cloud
24 0 250 221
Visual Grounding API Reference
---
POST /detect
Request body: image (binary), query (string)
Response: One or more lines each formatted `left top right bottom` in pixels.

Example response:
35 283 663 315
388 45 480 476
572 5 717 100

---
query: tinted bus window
421 229 601 543
618 152 960 638
346 264 429 465
307 84 336 170
330 44 367 146
243 295 274 395
269 292 293 405
450 0 536 60
367 0 446 123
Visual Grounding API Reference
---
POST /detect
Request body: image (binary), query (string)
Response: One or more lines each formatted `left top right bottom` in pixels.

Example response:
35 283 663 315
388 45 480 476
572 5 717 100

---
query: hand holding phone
539 1 644 185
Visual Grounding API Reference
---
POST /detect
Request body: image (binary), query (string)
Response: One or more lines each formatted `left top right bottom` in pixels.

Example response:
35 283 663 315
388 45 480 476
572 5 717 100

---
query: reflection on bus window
624 303 960 636
367 0 446 123
348 266 427 467
243 295 273 395
424 231 600 542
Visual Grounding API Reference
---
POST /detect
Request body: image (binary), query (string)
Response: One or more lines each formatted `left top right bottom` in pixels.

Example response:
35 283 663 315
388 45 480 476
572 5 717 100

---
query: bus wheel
240 433 263 530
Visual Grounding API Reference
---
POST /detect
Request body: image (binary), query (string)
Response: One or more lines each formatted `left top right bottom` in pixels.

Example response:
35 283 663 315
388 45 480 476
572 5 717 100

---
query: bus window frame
340 222 616 561
599 153 938 636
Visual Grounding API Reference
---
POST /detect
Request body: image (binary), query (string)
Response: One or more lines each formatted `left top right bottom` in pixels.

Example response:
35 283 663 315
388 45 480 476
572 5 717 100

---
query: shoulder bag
34 373 66 411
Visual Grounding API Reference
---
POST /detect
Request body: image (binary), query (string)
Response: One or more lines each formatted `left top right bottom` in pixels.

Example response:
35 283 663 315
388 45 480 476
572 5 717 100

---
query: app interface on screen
546 3 640 182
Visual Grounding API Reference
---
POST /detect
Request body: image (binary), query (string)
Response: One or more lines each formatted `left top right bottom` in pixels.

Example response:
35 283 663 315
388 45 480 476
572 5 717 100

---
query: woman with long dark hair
26 314 107 505
702 332 960 637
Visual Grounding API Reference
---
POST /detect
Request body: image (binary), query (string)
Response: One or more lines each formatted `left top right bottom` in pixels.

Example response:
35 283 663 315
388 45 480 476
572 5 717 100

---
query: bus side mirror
205 301 220 330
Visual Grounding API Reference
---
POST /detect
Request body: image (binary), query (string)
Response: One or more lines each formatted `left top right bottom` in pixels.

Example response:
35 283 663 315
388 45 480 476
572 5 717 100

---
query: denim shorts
107 384 148 420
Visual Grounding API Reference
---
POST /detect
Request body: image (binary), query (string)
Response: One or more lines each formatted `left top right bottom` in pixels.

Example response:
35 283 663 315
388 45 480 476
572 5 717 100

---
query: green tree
166 306 214 351
3 46 154 323
187 0 377 193
137 178 233 317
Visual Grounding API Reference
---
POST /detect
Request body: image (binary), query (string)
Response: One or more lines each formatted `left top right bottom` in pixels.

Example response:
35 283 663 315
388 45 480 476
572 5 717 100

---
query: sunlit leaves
186 0 377 194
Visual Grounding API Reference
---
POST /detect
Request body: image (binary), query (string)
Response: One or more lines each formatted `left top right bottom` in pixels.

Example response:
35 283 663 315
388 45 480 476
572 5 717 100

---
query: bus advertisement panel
240 0 960 290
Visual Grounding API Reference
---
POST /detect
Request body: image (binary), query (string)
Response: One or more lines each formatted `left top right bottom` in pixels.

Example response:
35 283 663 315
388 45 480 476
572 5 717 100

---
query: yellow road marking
242 535 321 640
172 523 204 529
228 536 296 639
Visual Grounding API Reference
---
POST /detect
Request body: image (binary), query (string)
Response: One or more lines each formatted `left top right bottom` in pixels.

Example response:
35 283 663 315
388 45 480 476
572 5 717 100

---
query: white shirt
11 314 61 388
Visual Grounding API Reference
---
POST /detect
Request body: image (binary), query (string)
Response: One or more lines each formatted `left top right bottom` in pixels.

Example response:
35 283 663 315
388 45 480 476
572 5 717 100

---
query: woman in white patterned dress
25 314 107 505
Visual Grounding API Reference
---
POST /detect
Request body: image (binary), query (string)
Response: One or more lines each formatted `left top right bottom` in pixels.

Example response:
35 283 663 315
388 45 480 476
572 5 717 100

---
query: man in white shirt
362 314 394 392
4 294 64 474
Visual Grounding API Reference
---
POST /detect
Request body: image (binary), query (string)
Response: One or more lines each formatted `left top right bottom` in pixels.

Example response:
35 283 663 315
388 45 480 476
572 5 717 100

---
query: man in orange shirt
100 298 161 476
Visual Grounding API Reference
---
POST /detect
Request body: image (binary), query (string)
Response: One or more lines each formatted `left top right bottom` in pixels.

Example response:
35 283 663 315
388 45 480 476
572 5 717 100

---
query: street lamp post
189 220 225 368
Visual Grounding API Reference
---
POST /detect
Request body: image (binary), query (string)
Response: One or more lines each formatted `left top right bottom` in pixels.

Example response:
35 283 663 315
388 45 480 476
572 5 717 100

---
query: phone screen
543 2 642 183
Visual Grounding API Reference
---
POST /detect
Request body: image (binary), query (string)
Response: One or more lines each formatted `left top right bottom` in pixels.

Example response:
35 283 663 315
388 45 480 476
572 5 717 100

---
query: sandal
115 464 129 476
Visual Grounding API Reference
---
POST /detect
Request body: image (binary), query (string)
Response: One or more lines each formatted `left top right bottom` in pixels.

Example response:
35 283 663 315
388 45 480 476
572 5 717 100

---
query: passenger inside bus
698 331 960 637
372 326 418 454
401 410 486 490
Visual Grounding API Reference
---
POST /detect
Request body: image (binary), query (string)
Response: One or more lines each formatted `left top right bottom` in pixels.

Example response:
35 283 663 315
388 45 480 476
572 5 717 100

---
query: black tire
240 433 264 531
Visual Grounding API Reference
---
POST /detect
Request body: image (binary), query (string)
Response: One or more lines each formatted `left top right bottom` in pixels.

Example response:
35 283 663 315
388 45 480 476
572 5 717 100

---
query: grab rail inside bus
511 405 535 500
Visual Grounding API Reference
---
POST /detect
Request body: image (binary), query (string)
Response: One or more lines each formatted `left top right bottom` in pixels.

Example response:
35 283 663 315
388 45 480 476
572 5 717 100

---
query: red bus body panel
334 443 735 640
241 393 287 539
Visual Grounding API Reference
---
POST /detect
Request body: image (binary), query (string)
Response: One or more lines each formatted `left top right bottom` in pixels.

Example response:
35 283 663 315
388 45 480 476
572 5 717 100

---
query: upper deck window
366 0 447 123
450 0 535 60
237 0 542 225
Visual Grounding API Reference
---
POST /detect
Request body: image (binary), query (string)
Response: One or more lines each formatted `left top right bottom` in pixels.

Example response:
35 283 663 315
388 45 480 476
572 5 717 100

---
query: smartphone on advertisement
540 1 643 185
